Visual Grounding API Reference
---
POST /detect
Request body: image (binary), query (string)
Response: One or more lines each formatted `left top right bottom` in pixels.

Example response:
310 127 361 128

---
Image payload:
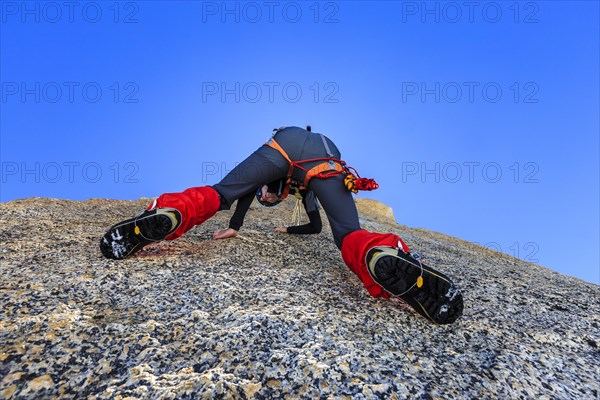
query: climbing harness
266 127 379 196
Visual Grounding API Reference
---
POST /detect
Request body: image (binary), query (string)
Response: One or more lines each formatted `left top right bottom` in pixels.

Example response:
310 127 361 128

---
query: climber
100 125 464 324
212 179 322 240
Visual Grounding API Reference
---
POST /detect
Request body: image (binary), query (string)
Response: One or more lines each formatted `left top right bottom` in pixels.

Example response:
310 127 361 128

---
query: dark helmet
255 187 283 207
256 179 286 207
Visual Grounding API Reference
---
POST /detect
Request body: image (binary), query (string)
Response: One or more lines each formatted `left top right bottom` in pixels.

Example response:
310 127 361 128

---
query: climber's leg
307 174 361 249
341 229 464 324
100 186 220 259
100 145 289 260
212 145 289 210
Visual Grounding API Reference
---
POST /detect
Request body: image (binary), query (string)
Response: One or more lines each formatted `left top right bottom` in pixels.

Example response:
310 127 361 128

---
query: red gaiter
147 186 220 240
341 229 411 299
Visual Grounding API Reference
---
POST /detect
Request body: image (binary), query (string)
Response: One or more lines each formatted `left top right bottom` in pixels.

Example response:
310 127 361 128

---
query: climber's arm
213 190 255 240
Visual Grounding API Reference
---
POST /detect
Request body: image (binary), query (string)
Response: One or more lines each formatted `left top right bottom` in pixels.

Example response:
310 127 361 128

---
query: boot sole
100 209 180 260
367 247 464 324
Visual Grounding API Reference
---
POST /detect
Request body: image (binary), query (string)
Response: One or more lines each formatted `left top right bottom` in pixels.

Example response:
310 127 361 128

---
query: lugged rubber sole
100 208 181 260
367 247 464 324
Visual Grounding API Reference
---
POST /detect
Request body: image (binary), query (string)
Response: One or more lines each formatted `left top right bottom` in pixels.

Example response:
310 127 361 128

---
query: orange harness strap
267 138 293 166
267 138 346 191
266 139 294 198
303 161 345 187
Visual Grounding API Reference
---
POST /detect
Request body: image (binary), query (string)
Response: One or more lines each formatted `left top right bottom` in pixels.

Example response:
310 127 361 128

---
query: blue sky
1 1 598 284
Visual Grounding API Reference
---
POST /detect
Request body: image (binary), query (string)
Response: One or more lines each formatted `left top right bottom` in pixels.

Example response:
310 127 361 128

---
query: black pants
212 128 360 248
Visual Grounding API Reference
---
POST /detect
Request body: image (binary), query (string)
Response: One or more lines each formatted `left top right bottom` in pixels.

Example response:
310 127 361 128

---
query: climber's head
255 184 283 207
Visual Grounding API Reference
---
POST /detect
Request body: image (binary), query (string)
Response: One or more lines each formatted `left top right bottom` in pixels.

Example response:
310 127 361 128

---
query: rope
343 165 379 193
291 198 303 225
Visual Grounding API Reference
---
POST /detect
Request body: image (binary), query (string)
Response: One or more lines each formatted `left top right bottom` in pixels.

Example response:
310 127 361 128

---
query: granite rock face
354 198 395 224
1 197 599 399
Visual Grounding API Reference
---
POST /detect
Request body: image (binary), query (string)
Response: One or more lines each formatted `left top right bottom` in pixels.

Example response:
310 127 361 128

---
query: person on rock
100 126 464 324
212 180 322 240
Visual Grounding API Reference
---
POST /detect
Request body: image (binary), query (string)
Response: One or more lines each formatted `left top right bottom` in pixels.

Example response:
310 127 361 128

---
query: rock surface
354 198 395 224
1 197 599 399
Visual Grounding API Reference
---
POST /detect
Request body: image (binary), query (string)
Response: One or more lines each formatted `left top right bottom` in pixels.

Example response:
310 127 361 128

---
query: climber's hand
213 228 238 240
275 227 288 234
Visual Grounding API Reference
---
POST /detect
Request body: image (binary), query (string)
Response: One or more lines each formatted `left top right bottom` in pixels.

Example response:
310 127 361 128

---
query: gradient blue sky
1 1 598 284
